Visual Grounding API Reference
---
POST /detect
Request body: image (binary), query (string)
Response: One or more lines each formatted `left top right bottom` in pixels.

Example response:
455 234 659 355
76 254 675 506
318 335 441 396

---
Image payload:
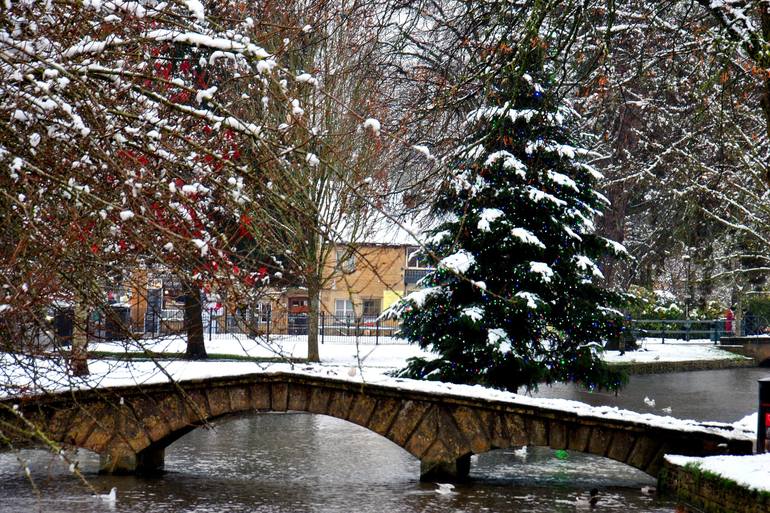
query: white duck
575 488 599 509
435 483 456 495
97 487 117 503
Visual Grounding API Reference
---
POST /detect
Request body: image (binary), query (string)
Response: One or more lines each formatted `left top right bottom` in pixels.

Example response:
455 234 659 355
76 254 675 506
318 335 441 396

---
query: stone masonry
659 460 770 513
1 373 753 481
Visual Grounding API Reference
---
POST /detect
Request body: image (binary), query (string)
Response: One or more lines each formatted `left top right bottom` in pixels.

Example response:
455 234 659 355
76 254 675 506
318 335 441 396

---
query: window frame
406 246 432 269
334 299 355 319
336 248 356 273
362 298 381 318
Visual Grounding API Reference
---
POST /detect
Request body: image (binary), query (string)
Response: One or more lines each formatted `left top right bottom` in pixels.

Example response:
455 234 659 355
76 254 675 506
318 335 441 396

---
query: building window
335 299 354 319
289 297 308 314
362 298 381 318
336 248 356 273
255 302 271 323
406 246 432 269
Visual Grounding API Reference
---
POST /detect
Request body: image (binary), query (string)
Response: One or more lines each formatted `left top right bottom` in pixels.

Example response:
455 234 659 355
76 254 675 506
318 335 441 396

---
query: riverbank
597 336 755 374
660 455 770 513
609 357 756 375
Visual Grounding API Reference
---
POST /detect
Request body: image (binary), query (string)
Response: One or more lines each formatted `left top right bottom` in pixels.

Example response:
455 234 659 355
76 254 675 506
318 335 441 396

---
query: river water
1 367 767 513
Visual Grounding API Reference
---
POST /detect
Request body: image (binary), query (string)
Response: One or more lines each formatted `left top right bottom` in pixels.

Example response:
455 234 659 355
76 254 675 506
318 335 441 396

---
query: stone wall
611 358 754 376
659 460 770 513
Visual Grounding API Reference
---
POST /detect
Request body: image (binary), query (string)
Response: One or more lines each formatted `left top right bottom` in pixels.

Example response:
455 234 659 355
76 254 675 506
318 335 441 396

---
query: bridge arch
9 373 753 481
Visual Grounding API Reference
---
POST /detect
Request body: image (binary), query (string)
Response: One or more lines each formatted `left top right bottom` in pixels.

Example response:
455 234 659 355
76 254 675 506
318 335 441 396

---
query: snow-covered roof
342 208 436 246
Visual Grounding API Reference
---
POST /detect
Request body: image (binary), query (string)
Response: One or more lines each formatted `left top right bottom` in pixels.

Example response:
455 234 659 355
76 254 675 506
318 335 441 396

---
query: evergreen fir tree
392 51 628 392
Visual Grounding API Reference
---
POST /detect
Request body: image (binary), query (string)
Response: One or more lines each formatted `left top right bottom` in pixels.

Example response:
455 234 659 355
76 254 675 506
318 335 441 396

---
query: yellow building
319 243 431 320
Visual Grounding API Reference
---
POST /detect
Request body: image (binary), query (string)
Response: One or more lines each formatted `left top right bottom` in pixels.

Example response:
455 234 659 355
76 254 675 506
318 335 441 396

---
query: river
1 367 766 513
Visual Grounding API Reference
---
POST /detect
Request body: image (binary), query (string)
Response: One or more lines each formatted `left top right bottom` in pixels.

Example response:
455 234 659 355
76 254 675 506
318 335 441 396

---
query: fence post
758 378 770 453
321 311 325 345
208 307 213 341
685 320 690 342
266 308 271 345
661 323 665 344
376 317 380 345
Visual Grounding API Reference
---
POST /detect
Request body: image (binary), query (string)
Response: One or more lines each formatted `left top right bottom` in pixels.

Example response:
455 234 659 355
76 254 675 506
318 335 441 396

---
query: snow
529 262 554 282
603 337 749 364
399 286 443 308
305 152 320 167
295 73 317 86
145 30 270 59
439 250 475 274
363 118 381 135
291 99 304 117
461 306 483 322
1 335 754 445
119 210 134 221
195 86 217 104
412 145 436 161
547 170 579 191
510 227 546 248
339 209 433 246
477 208 504 232
602 237 629 256
574 255 604 280
484 150 527 177
182 0 205 20
487 328 511 353
515 291 540 309
665 454 770 493
527 186 567 207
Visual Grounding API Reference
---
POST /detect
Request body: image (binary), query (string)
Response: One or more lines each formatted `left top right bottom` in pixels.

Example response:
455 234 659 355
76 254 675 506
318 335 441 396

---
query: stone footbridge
1 373 753 481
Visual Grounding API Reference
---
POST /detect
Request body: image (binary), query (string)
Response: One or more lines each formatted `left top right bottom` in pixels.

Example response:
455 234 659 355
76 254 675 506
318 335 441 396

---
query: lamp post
682 254 691 320
758 377 770 453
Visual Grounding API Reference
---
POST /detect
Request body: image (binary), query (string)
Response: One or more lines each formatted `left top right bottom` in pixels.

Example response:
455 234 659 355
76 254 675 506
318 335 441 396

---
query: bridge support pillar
99 447 165 475
419 454 471 482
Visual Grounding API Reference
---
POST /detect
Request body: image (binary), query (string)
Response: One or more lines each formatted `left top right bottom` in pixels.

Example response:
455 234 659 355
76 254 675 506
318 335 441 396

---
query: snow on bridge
0 360 754 481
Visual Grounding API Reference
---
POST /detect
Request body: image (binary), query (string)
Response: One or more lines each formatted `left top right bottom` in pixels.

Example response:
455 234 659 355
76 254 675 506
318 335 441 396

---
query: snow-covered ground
603 337 749 364
89 334 747 365
666 452 770 494
89 333 428 368
2 335 765 492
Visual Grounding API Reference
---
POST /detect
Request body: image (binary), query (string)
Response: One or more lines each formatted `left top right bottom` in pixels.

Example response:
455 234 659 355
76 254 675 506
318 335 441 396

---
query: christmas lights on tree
391 49 627 393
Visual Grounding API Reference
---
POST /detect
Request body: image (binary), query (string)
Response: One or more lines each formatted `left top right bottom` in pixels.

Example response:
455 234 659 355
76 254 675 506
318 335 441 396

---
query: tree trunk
762 10 770 147
762 37 770 184
70 299 89 376
183 281 207 360
307 278 321 362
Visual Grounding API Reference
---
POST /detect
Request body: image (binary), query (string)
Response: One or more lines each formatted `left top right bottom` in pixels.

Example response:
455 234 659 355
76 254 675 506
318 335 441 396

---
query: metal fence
631 318 730 343
197 310 403 345
43 307 405 346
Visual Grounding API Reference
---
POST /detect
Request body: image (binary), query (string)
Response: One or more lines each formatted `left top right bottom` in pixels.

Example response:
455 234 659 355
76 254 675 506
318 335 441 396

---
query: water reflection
530 367 768 422
0 413 673 513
